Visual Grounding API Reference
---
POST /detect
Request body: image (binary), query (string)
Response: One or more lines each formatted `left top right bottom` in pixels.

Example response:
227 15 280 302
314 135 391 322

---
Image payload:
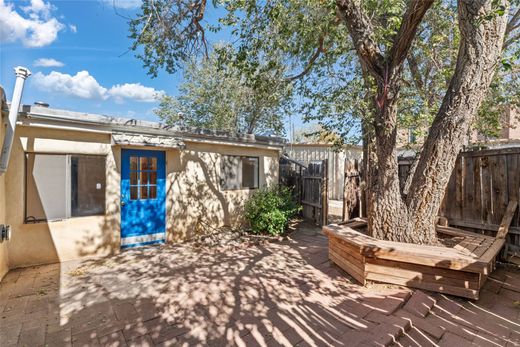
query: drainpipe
0 66 31 175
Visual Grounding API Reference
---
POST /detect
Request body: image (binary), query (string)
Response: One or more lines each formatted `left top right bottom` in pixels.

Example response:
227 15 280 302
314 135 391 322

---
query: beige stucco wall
167 141 279 241
5 126 119 268
0 97 8 280
4 125 280 269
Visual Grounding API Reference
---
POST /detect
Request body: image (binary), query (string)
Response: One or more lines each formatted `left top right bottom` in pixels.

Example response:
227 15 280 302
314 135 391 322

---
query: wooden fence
301 161 328 226
279 158 329 226
285 144 363 200
399 147 520 252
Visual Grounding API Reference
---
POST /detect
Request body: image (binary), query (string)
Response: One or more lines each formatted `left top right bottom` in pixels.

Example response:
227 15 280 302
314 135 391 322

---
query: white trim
121 232 165 246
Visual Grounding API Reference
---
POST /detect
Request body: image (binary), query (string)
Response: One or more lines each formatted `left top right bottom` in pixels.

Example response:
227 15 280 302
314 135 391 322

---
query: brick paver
1 223 519 346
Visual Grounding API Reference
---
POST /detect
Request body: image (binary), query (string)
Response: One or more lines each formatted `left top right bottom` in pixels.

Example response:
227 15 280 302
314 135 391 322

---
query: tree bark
406 0 509 242
338 0 509 244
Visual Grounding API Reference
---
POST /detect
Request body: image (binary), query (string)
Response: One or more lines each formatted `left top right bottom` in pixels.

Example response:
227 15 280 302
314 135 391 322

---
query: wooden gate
301 160 328 226
343 159 362 221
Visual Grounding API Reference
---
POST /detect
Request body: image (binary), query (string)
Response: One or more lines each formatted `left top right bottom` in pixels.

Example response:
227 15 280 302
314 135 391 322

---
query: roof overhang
111 132 185 149
17 105 285 150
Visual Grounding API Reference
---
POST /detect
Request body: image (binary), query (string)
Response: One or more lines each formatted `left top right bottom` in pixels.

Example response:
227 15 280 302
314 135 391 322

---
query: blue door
121 149 166 248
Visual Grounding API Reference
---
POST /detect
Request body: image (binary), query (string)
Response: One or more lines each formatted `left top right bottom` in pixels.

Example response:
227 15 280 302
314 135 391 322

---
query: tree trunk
339 0 508 244
405 0 509 242
369 84 412 242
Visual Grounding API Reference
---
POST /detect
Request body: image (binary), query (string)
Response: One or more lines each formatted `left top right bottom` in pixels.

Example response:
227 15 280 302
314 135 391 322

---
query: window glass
149 157 157 171
149 185 157 199
220 155 259 190
25 154 106 222
242 157 259 189
140 171 148 185
140 157 149 170
150 172 157 185
130 171 138 185
129 154 158 200
71 156 106 217
130 186 138 200
130 156 138 171
26 154 68 221
141 186 148 199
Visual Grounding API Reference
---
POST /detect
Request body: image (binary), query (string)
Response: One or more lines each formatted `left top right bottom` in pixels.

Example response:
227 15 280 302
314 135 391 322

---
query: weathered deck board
323 222 505 300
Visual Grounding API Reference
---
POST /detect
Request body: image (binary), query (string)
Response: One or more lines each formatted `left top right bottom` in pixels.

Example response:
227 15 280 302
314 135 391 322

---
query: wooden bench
323 201 518 299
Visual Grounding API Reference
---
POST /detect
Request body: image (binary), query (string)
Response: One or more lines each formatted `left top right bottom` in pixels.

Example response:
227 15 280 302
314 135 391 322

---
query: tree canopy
154 45 291 135
129 0 516 243
130 0 519 144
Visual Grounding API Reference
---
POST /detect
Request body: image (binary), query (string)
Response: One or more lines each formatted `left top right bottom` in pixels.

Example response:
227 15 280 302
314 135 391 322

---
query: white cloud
33 70 165 103
0 0 65 47
21 0 53 18
101 0 141 9
108 83 164 103
33 58 64 67
69 24 77 33
33 71 108 100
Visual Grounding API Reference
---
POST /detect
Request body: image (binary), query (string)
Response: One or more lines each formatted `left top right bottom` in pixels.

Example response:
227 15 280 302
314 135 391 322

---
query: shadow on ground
1 222 519 346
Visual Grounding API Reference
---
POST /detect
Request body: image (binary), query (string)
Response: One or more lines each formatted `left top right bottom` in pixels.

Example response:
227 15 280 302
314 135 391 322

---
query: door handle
121 201 126 206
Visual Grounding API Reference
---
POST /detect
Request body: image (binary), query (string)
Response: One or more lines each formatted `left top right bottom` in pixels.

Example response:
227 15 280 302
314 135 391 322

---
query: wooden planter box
323 219 510 300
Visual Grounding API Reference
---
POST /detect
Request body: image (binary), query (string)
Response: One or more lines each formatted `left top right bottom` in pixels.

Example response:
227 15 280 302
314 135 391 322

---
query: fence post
343 159 360 221
321 159 329 226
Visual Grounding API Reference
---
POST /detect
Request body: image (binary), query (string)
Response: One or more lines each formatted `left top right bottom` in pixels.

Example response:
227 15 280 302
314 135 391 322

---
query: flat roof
17 104 285 149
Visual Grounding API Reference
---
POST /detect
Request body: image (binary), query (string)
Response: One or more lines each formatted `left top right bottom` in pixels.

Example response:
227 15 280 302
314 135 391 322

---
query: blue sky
1 0 309 136
1 0 177 120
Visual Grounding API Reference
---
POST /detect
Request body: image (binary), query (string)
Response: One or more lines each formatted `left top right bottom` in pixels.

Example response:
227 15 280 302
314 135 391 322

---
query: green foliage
244 186 300 236
154 45 292 135
130 0 519 143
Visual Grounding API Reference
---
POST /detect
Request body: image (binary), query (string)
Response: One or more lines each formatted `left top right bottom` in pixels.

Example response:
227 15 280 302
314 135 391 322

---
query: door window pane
149 185 157 199
140 157 149 170
130 156 138 171
140 171 148 185
149 157 157 171
149 171 157 185
141 186 148 199
130 186 138 200
130 171 138 185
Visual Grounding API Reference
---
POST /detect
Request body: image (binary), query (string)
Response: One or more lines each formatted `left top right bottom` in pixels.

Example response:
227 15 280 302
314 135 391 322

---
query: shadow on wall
7 131 119 267
5 134 60 267
167 150 246 242
75 147 121 257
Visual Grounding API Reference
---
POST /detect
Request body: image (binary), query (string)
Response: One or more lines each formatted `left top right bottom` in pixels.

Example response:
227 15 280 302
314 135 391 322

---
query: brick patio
1 224 519 347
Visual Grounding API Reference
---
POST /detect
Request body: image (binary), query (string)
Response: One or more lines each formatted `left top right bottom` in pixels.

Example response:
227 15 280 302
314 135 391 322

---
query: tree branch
505 7 520 36
191 0 209 58
407 53 424 92
388 0 434 72
285 36 325 82
336 0 385 80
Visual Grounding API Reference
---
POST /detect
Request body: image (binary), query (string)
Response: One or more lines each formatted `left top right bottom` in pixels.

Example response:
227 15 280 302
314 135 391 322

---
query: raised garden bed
322 201 517 299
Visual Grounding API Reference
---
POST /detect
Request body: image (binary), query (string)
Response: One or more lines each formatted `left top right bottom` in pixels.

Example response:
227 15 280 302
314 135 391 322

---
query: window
408 128 417 144
25 154 106 222
129 155 158 200
220 156 259 190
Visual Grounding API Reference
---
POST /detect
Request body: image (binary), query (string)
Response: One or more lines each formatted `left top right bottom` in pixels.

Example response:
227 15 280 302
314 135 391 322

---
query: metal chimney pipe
0 66 31 174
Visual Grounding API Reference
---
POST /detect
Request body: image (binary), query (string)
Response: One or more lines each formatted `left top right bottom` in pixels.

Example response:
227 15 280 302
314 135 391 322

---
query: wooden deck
323 201 518 299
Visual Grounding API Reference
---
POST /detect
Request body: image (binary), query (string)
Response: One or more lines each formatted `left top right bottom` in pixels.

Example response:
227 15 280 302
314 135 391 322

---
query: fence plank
463 157 475 221
396 147 520 252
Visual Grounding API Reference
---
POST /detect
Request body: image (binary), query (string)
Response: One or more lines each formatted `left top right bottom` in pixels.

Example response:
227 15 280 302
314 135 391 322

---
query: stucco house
0 84 283 280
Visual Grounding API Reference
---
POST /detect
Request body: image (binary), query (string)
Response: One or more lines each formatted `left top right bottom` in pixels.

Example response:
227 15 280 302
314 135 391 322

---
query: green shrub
244 186 301 236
